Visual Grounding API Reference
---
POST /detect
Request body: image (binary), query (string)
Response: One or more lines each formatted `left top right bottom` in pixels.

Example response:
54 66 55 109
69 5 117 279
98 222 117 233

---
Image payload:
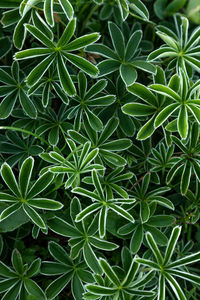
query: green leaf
71 274 84 300
100 259 120 286
27 171 54 199
11 249 23 274
154 103 179 128
48 242 71 265
27 258 41 277
32 9 53 40
1 163 20 197
152 196 174 210
58 0 74 20
13 11 30 49
0 207 29 232
140 202 150 223
109 203 134 222
0 278 18 293
127 82 158 106
99 206 107 238
85 44 119 60
83 242 102 274
0 91 18 119
72 187 101 202
123 101 154 117
98 117 119 145
14 48 54 59
156 32 179 50
78 71 87 99
57 18 76 47
167 251 200 269
158 274 165 300
131 60 156 74
0 261 17 277
97 59 120 77
146 232 163 265
102 139 131 151
24 278 45 300
108 22 124 58
25 24 54 48
48 126 59 146
147 215 175 227
57 53 76 96
130 225 143 254
0 68 15 85
44 0 54 27
101 150 127 167
0 193 17 202
130 0 149 20
64 53 99 77
178 105 188 139
41 262 69 275
87 95 115 106
180 161 191 195
166 0 186 16
168 74 180 92
137 115 156 140
85 107 103 131
2 281 22 300
64 33 100 51
86 285 116 295
53 82 69 104
75 203 101 222
47 216 81 237
26 54 55 86
19 89 37 119
45 273 72 299
168 269 200 286
89 237 118 251
125 30 142 61
23 205 46 229
85 79 107 99
120 64 137 86
92 170 104 199
149 84 181 101
164 226 181 265
28 198 63 210
122 259 139 286
165 273 187 300
187 104 200 124
135 258 160 269
0 202 21 221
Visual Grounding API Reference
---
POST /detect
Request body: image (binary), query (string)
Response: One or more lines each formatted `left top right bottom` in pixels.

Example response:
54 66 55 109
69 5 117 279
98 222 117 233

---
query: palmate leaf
85 22 155 86
47 197 118 275
85 248 155 299
45 140 104 188
0 248 45 300
15 18 100 96
0 61 37 119
68 116 131 167
73 170 135 237
42 240 94 300
121 66 182 140
148 15 200 76
68 71 115 131
136 226 200 300
0 157 62 228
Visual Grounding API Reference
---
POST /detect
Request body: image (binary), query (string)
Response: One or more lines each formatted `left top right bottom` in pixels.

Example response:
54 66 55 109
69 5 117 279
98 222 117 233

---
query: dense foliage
0 0 200 299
